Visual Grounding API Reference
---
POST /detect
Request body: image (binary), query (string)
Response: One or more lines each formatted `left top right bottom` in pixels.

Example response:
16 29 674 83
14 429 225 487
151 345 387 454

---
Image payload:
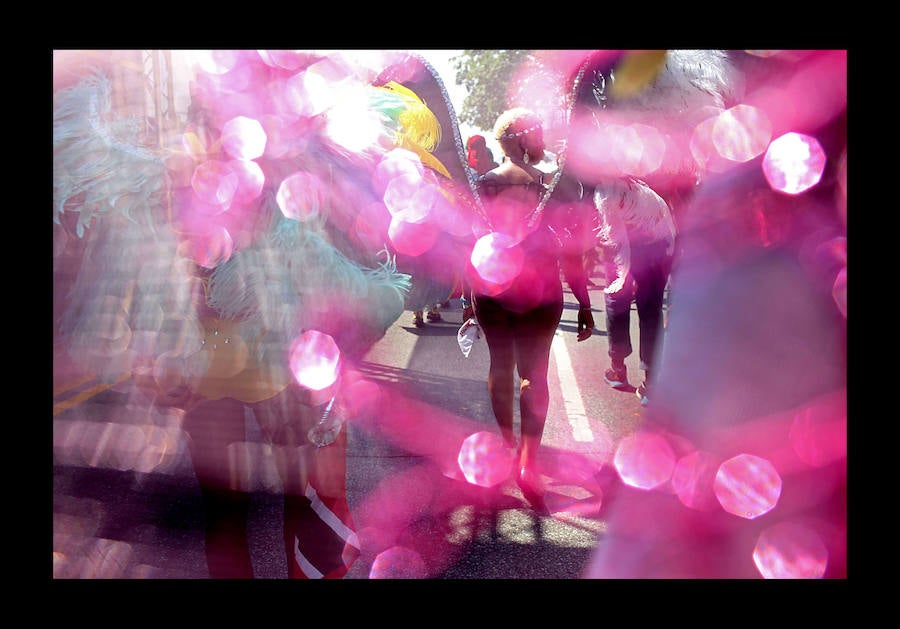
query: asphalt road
52 284 653 580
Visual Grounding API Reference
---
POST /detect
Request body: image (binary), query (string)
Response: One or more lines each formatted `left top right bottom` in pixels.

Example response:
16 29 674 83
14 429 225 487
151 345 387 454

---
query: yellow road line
53 374 96 398
53 373 132 416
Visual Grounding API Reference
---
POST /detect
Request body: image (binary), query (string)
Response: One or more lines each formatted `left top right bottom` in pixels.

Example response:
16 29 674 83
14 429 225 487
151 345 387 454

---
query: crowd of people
53 49 846 579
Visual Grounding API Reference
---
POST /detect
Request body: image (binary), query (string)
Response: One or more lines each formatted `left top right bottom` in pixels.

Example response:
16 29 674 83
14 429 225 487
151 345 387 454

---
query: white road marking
551 332 594 442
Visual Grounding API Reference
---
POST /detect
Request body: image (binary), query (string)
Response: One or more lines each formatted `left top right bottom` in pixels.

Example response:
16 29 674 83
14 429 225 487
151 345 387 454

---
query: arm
547 175 595 341
560 251 594 342
460 280 475 321
561 252 591 308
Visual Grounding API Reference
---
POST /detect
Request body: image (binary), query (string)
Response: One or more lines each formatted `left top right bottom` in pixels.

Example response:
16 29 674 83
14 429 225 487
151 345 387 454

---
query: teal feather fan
208 212 410 361
53 59 417 379
53 71 167 238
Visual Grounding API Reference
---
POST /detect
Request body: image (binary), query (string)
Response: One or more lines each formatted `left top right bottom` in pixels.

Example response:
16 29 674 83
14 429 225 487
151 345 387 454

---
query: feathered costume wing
562 50 742 188
370 55 483 311
557 50 741 294
53 51 477 392
53 49 739 387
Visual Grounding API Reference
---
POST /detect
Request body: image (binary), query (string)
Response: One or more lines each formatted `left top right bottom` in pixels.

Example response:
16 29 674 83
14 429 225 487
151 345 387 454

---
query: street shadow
559 303 608 337
400 323 461 337
435 537 596 579
433 445 611 577
350 311 617 579
356 360 491 417
346 358 611 579
348 461 608 579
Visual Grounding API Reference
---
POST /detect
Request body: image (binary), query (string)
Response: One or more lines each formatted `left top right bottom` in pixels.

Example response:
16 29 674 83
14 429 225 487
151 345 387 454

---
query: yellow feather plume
378 81 451 179
609 50 668 99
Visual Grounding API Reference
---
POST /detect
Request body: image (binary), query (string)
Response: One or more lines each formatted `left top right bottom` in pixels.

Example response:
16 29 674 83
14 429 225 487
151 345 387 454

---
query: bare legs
487 351 517 449
182 384 351 578
475 295 562 511
516 330 554 472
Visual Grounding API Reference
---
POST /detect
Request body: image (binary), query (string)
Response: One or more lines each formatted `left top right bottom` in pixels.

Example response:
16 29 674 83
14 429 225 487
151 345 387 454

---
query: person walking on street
595 176 677 405
468 108 595 513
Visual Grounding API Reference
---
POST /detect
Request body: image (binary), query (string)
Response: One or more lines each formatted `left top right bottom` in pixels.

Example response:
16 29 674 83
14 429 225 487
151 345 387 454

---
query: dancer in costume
564 51 739 406
562 49 847 578
53 50 475 578
371 82 448 328
467 107 596 513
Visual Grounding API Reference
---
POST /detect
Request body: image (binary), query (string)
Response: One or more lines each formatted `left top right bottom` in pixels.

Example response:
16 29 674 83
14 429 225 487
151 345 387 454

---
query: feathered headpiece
562 50 742 186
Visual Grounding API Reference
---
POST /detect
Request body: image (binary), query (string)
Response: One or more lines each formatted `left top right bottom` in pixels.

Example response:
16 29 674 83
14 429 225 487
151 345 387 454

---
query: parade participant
594 176 677 405
563 50 736 406
468 107 595 513
370 66 478 330
466 134 498 175
52 51 438 578
567 49 846 579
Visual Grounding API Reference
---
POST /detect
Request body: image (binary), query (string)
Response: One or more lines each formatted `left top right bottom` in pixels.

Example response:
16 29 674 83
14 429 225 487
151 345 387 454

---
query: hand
462 305 475 322
577 306 594 341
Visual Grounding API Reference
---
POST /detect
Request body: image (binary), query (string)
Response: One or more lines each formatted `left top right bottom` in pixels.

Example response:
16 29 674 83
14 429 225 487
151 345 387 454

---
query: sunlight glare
714 453 782 519
753 521 828 579
191 160 238 208
325 85 384 153
457 431 516 488
370 545 428 579
762 132 826 195
221 116 267 161
712 104 772 163
613 431 676 490
277 171 326 222
289 330 341 392
671 450 720 511
470 232 524 291
227 159 265 203
388 215 437 256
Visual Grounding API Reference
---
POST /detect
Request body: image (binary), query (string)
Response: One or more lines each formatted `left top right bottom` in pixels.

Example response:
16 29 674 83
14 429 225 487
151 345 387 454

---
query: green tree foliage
450 50 533 132
450 50 573 154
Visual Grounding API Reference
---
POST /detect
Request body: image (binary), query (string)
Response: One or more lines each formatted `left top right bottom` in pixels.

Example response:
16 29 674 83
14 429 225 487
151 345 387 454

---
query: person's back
594 176 677 292
468 108 593 514
476 166 567 312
